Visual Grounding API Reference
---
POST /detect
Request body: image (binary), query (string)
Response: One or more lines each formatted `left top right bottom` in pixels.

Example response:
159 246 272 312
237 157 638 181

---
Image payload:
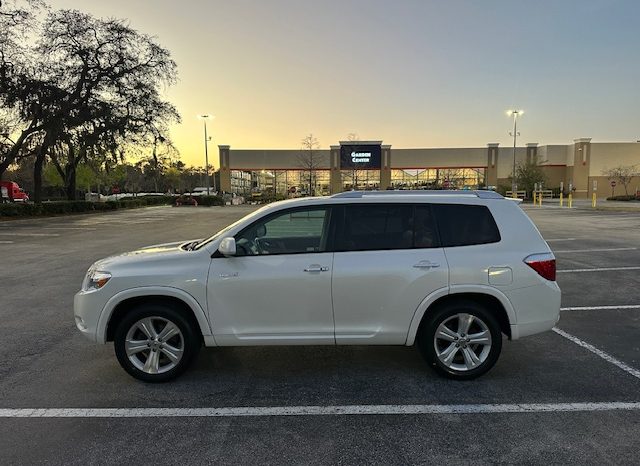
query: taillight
524 253 556 281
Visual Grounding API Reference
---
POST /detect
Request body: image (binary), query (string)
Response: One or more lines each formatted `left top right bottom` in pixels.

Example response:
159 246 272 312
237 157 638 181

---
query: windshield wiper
181 240 199 251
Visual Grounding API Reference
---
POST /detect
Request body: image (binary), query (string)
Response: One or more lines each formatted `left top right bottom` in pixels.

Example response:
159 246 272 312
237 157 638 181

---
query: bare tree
602 165 638 196
296 133 323 196
271 169 287 195
341 132 364 190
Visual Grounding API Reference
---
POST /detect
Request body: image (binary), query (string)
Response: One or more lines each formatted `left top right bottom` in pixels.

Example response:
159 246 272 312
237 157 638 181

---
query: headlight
83 270 112 291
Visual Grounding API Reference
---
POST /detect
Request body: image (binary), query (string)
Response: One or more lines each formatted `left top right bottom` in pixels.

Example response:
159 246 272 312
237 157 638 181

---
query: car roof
255 190 506 212
331 190 503 200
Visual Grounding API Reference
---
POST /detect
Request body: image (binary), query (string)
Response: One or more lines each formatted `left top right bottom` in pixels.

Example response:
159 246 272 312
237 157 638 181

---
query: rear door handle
304 265 329 272
413 261 440 269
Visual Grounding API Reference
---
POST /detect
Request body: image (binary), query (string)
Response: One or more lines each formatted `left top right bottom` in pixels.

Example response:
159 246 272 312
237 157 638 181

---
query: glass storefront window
229 170 332 196
391 168 485 190
229 167 485 196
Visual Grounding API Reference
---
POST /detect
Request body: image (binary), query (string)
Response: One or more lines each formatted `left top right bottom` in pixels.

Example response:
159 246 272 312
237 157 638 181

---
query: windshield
193 205 272 250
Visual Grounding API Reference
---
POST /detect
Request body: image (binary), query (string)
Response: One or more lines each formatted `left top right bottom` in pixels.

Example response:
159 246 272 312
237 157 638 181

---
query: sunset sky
52 0 640 167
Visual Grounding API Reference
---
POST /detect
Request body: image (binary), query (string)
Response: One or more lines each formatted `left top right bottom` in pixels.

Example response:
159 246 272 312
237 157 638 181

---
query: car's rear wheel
417 300 502 380
114 303 201 382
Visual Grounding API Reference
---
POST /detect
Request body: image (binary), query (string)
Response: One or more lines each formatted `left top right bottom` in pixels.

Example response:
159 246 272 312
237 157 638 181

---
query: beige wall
590 143 640 175
496 147 528 179
538 145 569 166
571 140 591 197
229 149 331 170
566 144 575 166
540 166 566 189
391 147 487 169
588 175 640 197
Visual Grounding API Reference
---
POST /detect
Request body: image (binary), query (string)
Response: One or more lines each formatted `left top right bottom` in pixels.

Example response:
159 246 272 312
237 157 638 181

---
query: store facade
217 139 640 198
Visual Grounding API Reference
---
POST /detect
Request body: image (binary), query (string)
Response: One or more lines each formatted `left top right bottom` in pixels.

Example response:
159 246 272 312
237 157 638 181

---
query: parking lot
0 204 639 464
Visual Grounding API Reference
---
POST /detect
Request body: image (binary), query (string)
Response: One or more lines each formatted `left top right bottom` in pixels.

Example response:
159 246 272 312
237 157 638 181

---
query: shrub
606 195 638 201
496 185 510 196
40 201 95 215
0 203 23 217
96 201 120 211
119 195 175 206
260 194 287 204
118 199 145 209
0 194 189 218
196 195 224 206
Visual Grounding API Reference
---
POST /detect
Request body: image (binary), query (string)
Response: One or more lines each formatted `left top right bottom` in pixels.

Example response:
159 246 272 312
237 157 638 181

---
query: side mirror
218 237 236 256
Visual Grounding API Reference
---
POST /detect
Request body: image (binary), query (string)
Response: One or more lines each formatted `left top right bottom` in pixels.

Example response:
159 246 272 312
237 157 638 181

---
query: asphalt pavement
0 203 639 465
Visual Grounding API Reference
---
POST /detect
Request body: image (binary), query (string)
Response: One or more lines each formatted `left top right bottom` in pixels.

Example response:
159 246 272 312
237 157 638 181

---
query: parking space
1 204 639 464
523 206 640 385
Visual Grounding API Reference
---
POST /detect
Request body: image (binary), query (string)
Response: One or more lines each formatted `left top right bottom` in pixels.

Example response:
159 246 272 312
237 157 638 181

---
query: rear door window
433 204 500 247
336 204 439 251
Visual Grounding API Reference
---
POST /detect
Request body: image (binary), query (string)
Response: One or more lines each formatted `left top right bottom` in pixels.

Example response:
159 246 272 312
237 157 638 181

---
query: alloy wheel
124 316 184 374
433 313 492 372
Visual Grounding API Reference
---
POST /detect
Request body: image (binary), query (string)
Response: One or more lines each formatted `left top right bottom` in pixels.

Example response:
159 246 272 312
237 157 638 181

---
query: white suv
74 191 561 382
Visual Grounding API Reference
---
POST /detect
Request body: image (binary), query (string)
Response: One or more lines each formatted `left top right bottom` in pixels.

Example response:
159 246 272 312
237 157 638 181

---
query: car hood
92 239 202 270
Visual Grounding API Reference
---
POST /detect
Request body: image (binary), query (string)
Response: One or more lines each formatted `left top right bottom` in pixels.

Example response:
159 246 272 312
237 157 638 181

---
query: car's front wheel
114 303 201 382
417 300 502 380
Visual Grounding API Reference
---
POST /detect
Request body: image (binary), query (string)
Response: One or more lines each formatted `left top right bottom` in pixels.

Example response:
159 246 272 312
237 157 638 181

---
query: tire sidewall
114 303 200 383
418 300 503 380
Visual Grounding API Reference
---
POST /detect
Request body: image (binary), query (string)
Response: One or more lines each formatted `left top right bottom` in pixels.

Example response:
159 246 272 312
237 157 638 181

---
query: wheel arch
97 287 213 344
406 285 516 345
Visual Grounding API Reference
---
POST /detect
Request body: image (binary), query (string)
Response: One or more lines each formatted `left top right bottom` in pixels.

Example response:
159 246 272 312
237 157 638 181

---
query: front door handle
304 264 329 272
413 261 440 269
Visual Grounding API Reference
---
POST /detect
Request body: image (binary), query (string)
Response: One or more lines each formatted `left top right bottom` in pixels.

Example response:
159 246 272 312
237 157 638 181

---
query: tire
114 303 201 383
417 300 502 380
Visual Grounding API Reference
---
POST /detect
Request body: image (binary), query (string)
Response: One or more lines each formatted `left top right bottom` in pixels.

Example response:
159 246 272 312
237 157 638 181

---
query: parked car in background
174 195 198 207
74 190 560 382
0 181 29 203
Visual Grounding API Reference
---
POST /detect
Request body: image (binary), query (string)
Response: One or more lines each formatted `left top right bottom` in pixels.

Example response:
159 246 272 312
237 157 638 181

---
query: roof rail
331 190 504 199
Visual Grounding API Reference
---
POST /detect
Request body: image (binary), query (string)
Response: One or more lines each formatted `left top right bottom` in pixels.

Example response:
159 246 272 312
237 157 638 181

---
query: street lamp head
507 109 524 117
198 114 214 120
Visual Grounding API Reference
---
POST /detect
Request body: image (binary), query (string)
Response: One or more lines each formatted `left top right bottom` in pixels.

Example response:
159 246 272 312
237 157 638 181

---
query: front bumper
73 290 109 343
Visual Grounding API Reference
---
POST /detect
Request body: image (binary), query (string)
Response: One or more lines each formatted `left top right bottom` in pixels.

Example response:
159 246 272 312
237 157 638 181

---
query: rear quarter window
433 204 500 247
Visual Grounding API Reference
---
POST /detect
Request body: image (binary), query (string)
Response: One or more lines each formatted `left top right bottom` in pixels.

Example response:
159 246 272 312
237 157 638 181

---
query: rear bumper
510 317 559 340
506 281 561 340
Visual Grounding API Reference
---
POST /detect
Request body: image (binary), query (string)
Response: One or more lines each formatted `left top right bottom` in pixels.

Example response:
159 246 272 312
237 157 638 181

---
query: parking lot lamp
199 114 213 195
507 110 523 195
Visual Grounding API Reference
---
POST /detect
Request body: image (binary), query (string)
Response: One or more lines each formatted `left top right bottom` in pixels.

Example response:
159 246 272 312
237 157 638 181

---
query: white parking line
552 328 640 380
0 232 60 237
1 402 639 418
554 247 637 254
0 240 14 244
545 238 577 242
47 223 103 227
561 305 640 311
42 227 97 231
557 266 640 273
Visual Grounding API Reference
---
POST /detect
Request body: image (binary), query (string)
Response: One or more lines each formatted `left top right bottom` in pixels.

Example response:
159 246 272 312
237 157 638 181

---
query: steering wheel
236 237 261 256
236 238 254 256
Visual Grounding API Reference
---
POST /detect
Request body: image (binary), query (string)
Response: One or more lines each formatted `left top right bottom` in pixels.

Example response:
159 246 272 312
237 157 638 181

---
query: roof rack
331 190 504 199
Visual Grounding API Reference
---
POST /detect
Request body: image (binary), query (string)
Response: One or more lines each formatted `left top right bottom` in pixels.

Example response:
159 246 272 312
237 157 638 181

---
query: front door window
235 208 330 256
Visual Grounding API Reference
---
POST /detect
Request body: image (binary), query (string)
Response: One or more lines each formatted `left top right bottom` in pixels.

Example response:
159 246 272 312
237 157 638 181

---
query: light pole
199 114 214 195
507 109 523 195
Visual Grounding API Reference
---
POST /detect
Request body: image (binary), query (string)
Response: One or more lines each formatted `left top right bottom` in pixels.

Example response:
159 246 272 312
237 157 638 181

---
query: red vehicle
0 181 29 203
174 195 198 207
